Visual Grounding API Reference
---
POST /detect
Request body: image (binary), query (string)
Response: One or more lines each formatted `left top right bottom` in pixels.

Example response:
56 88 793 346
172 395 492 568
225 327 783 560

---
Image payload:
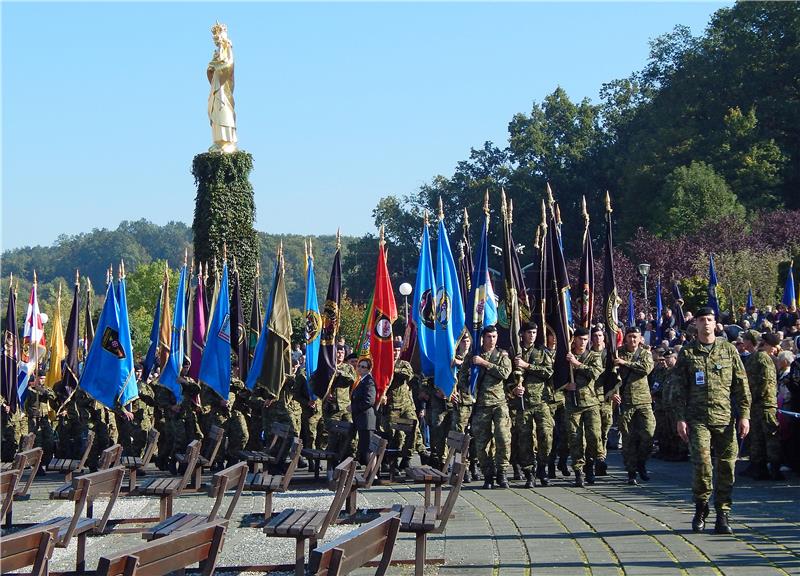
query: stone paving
5 450 799 575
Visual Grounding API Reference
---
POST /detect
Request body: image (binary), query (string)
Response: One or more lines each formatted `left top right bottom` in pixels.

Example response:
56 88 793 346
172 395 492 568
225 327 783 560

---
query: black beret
519 321 538 332
763 332 781 346
482 325 498 335
573 327 590 337
695 306 716 318
625 326 641 335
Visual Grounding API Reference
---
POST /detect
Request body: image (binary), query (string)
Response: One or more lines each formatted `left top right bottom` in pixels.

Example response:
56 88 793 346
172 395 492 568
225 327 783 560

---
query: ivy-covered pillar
192 151 259 313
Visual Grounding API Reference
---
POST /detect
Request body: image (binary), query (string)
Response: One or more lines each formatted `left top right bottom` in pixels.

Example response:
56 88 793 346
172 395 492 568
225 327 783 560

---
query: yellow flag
44 286 65 387
157 263 172 370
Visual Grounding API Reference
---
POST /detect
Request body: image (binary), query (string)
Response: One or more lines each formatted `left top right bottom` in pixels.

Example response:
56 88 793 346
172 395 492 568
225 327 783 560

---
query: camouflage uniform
1 395 27 461
744 350 781 473
459 347 513 478
153 383 179 470
271 372 303 436
226 377 251 464
673 339 751 513
178 378 205 451
544 359 570 475
512 344 555 480
422 377 453 470
594 349 613 465
25 384 56 466
297 370 324 451
118 378 155 457
662 366 688 461
382 359 422 463
617 346 656 475
452 354 477 475
650 364 669 457
322 363 356 456
565 349 604 473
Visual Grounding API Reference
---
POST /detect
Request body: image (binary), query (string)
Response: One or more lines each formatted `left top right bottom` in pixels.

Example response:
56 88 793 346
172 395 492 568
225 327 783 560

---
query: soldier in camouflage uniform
544 331 570 478
650 350 669 459
117 364 155 457
298 362 324 453
421 374 452 472
271 363 303 437
742 330 783 480
175 374 205 470
322 352 356 457
152 379 177 471
1 394 27 462
612 327 655 485
564 327 604 487
673 307 751 535
459 325 513 488
451 333 480 482
226 365 251 465
382 343 421 472
25 373 56 466
511 322 555 487
591 327 612 476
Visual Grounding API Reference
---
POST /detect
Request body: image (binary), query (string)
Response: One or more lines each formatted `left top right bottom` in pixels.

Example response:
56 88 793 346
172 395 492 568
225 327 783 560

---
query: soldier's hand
613 357 627 367
738 418 750 439
565 381 576 391
514 384 524 397
677 420 689 443
566 353 581 368
435 388 445 399
3 405 9 414
380 395 388 406
122 409 134 422
611 393 621 405
513 357 529 370
472 356 489 368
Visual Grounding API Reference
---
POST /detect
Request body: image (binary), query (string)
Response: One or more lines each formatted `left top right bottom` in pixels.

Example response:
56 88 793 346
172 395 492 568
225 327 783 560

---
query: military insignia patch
102 326 126 359
218 313 231 343
374 313 393 340
306 309 322 344
320 300 339 345
435 288 451 327
419 289 436 330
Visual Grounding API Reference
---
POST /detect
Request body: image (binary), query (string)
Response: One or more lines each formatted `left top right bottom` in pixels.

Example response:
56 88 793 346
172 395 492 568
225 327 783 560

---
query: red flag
369 237 398 401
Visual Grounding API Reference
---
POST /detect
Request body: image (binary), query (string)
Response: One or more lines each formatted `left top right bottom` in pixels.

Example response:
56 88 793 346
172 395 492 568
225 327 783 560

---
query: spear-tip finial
509 198 514 225
75 269 80 286
309 238 314 259
8 272 12 290
58 282 62 299
336 228 341 250
463 207 470 230
183 248 188 267
500 188 507 220
33 270 37 285
233 255 238 272
423 209 429 227
438 196 444 221
379 225 385 246
483 190 489 215
534 224 541 249
120 259 126 280
555 202 562 225
605 190 613 213
582 195 589 226
546 182 555 207
222 243 228 262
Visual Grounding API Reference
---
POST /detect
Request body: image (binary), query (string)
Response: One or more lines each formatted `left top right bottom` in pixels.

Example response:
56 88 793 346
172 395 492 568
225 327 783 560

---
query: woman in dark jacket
351 358 377 465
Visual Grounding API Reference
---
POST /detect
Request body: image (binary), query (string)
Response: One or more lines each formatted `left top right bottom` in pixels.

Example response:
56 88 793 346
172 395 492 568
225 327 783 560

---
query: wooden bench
177 424 225 490
244 437 303 523
133 440 201 521
1 432 36 471
240 422 294 474
121 428 160 493
46 429 95 482
141 461 247 542
264 457 357 576
381 417 417 482
50 444 123 501
406 430 470 509
302 420 353 482
0 523 59 576
12 447 44 500
15 465 126 572
345 433 387 516
392 454 466 576
96 520 227 576
2 467 22 529
308 511 401 576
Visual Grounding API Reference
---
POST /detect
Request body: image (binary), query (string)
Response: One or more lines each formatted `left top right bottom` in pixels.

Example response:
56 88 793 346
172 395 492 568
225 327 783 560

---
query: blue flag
142 290 161 381
708 254 720 318
79 278 136 409
627 290 635 328
434 218 465 398
246 260 279 391
304 249 321 399
655 278 663 345
159 264 187 403
782 262 796 309
413 223 437 377
199 262 231 399
746 287 754 310
468 213 498 394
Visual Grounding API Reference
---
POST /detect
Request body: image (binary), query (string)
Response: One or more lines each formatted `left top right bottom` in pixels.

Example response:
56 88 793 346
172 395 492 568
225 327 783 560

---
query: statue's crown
211 21 227 35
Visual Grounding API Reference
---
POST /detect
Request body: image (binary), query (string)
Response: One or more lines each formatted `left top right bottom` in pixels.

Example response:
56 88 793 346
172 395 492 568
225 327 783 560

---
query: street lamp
638 263 651 320
399 282 413 324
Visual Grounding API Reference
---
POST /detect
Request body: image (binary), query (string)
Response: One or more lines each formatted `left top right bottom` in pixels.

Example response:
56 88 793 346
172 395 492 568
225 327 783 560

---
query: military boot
512 463 522 481
595 459 608 476
574 469 584 488
537 463 549 487
714 511 733 535
482 465 495 489
524 469 535 488
627 471 638 486
558 457 571 477
585 460 596 485
769 462 785 481
692 501 709 533
547 461 557 479
470 461 482 481
496 469 510 489
463 466 472 483
637 464 650 482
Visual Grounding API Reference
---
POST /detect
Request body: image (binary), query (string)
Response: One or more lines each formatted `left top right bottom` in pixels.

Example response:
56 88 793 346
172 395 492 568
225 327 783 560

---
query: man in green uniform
226 365 251 465
612 327 655 485
382 342 421 471
459 325 513 488
451 333 480 482
673 307 751 535
565 327 604 487
742 330 782 480
544 331 570 478
511 322 555 487
25 373 56 466
650 349 669 459
322 351 356 457
591 327 612 476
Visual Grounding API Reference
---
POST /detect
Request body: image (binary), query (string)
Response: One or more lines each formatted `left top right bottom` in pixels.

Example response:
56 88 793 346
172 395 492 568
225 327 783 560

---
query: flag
79 272 137 409
655 278 663 345
553 199 574 327
707 254 720 319
188 264 207 380
62 274 80 392
543 197 572 392
82 278 95 365
231 265 247 371
246 249 292 400
500 191 522 360
116 269 139 407
601 192 622 395
207 258 221 337
529 221 545 347
309 240 341 399
457 209 473 311
746 286 754 311
243 263 262 382
142 290 162 381
412 216 437 377
44 285 65 388
434 210 465 398
156 263 172 370
672 280 686 329
1 278 19 414
199 261 232 399
369 232 398 400
627 290 636 328
577 197 594 328
159 263 187 403
303 240 322 399
17 278 47 403
782 261 796 309
467 197 498 394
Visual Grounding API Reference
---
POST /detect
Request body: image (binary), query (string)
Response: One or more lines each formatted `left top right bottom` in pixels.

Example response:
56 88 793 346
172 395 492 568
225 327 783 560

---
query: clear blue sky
2 1 730 251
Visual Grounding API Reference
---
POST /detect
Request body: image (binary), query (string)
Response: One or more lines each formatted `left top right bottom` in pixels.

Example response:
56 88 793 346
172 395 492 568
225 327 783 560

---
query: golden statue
207 22 237 153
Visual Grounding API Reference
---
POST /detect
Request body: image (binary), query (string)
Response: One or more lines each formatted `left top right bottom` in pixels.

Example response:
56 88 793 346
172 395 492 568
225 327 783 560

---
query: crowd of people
2 302 798 537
